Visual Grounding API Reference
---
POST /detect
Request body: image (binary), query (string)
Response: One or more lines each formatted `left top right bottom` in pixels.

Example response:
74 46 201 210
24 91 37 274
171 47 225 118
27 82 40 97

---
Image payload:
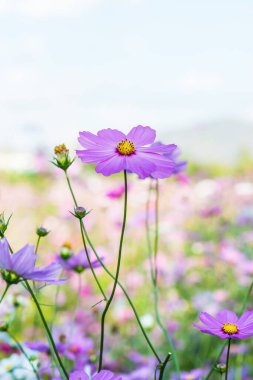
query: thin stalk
98 170 128 371
79 220 107 301
240 280 253 314
158 353 171 380
9 332 40 380
0 284 9 305
65 170 107 301
225 339 231 380
65 170 78 207
25 281 69 380
154 179 159 284
50 285 60 332
35 236 41 254
145 179 155 285
64 168 161 363
151 180 181 378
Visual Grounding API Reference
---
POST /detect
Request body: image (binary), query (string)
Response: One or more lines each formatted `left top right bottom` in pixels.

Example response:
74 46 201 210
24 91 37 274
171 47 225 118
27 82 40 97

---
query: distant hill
165 119 253 164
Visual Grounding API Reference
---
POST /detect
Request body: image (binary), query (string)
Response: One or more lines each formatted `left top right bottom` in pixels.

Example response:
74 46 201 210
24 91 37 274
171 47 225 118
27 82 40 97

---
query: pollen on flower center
222 323 238 334
117 139 135 156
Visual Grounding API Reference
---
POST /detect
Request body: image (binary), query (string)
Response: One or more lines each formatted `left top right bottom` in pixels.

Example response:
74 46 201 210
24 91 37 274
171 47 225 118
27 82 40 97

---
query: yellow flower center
117 139 135 155
222 323 238 334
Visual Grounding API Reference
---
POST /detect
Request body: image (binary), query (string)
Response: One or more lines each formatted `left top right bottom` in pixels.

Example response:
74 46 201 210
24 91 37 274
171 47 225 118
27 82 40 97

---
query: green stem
35 236 41 254
65 170 107 301
64 168 161 363
65 170 78 207
158 353 171 380
225 339 231 380
25 281 69 380
50 285 60 332
0 284 9 305
9 332 40 380
146 180 156 285
79 220 107 301
151 180 181 379
154 179 159 284
98 170 128 371
240 280 253 314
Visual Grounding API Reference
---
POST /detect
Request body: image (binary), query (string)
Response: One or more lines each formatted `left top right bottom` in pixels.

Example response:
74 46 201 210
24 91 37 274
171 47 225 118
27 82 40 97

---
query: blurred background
2 2 253 378
1 0 253 169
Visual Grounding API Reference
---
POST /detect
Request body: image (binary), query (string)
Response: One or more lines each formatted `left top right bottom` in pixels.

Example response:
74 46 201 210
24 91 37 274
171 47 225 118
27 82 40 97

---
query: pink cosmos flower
0 238 65 285
70 370 121 380
106 184 125 199
194 309 253 339
76 125 177 179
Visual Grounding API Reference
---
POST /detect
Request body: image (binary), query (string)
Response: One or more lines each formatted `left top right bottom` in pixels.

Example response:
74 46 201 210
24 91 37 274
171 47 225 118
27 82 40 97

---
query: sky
1 0 253 154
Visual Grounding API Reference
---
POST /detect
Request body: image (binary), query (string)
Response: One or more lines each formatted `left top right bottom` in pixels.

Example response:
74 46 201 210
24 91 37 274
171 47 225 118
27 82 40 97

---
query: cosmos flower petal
78 131 107 149
125 154 156 179
76 150 115 164
193 324 224 338
139 143 177 154
95 156 126 176
12 245 36 275
236 331 253 339
0 238 12 270
70 371 89 380
216 309 238 323
97 128 126 144
25 263 66 284
237 310 253 326
93 370 122 380
126 125 156 146
198 312 222 328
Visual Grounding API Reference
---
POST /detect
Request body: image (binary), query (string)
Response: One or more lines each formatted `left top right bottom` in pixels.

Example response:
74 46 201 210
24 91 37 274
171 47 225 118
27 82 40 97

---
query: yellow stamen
117 139 135 155
62 241 72 249
222 323 238 334
54 144 68 155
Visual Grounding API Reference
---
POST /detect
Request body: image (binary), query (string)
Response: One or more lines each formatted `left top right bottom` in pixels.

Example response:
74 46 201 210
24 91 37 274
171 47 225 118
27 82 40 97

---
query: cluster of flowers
1 124 253 380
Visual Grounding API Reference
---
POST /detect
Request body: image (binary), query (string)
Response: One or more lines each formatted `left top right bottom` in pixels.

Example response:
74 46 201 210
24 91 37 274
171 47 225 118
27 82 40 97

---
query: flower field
1 130 253 380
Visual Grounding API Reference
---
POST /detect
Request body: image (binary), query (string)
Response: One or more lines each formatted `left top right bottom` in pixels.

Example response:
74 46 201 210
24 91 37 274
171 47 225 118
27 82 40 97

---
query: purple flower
194 309 253 339
25 341 50 354
57 249 102 273
150 144 187 179
70 370 122 380
172 368 207 380
0 238 65 285
76 126 177 179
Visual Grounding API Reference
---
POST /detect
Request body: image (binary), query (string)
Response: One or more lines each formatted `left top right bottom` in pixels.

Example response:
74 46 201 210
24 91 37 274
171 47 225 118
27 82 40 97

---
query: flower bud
0 322 9 332
2 270 20 285
60 244 72 260
215 363 227 374
74 206 87 219
89 354 97 363
36 226 50 237
52 144 74 171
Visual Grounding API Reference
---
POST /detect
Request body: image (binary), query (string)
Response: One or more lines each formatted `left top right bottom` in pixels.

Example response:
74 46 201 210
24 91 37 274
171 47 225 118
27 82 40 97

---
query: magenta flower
76 125 177 179
106 184 125 199
194 309 253 339
70 370 122 380
0 238 65 285
56 249 103 273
